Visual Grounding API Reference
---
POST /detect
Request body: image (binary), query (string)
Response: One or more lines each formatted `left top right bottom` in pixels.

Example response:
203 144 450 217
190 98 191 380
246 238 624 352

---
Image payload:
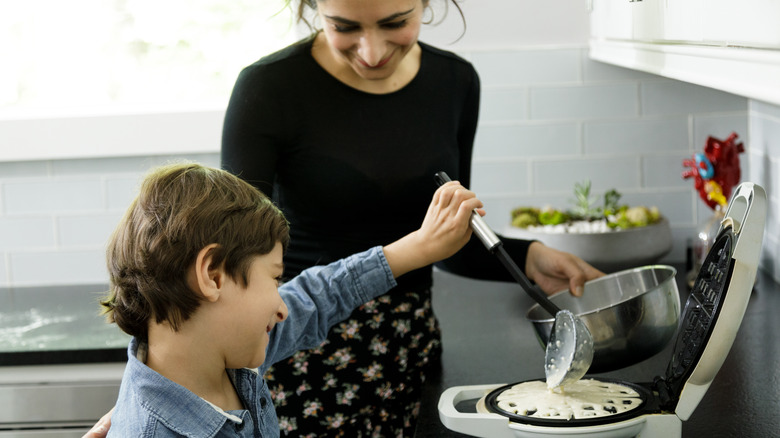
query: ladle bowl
544 309 594 388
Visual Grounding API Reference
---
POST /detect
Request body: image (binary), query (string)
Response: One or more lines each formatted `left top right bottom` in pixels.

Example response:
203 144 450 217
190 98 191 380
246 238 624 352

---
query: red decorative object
682 132 744 210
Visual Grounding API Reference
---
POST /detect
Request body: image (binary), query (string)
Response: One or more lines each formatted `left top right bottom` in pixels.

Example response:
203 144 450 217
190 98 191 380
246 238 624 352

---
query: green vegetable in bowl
511 207 540 228
510 181 662 230
603 189 622 216
606 206 662 229
571 180 601 220
538 208 569 225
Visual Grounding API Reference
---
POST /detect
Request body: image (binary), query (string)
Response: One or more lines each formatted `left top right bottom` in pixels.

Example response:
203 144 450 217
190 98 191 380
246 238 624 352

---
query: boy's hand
384 181 483 278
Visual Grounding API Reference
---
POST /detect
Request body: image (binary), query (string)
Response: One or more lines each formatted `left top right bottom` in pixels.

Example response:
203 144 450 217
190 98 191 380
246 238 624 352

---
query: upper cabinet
589 0 780 105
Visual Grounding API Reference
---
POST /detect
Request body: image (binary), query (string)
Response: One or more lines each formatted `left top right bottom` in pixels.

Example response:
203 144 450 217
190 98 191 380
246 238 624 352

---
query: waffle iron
438 182 766 438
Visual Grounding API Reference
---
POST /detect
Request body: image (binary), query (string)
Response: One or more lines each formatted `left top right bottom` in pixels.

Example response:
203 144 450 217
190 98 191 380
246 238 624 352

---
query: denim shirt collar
125 338 254 437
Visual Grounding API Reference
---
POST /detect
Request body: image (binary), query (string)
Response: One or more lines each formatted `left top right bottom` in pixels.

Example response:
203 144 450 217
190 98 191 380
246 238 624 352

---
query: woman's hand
525 241 604 297
81 408 113 438
384 181 483 278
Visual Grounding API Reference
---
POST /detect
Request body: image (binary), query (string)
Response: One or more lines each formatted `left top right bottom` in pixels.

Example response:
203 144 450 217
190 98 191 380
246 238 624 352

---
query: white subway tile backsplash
471 49 581 86
0 217 55 250
58 214 123 247
530 84 638 120
692 114 749 151
694 199 723 228
106 176 143 212
52 157 155 176
0 161 49 178
10 250 108 286
643 155 693 189
746 152 768 194
4 179 104 215
749 110 780 158
669 225 698 266
772 158 780 205
471 161 530 195
760 237 779 281
584 117 688 154
641 81 748 116
0 252 6 286
474 123 579 159
752 100 780 120
532 157 640 192
157 153 221 168
480 88 528 122
765 190 779 244
746 99 779 281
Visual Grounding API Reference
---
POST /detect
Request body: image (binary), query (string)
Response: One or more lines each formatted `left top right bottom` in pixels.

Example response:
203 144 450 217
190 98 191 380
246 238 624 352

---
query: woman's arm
221 64 283 196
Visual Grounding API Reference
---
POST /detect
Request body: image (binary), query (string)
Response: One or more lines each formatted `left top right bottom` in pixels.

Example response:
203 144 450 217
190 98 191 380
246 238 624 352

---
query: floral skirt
267 287 442 438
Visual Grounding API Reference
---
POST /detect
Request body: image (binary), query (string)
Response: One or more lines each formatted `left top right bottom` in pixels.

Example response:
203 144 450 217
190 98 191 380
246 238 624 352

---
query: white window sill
0 105 224 163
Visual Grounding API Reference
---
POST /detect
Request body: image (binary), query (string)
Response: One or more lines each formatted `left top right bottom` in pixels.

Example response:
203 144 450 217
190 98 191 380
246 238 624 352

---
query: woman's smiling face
315 0 425 81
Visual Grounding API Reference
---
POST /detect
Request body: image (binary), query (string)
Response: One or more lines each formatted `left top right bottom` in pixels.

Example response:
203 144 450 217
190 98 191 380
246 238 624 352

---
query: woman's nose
357 31 384 66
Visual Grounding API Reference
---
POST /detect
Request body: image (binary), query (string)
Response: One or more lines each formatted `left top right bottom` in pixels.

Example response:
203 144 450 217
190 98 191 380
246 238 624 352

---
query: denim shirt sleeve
261 246 396 370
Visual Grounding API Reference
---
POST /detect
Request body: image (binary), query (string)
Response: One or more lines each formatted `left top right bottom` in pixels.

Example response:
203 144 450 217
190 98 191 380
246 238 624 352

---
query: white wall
421 0 590 49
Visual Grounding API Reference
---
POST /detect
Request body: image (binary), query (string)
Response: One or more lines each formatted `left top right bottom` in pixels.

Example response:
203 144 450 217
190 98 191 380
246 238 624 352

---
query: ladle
434 172 594 389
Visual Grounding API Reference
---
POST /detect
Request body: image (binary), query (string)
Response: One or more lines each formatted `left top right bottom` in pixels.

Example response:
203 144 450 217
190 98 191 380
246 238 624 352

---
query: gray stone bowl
503 217 673 273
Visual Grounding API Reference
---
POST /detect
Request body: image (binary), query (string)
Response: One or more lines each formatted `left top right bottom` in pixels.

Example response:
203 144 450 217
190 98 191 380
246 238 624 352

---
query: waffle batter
494 379 642 420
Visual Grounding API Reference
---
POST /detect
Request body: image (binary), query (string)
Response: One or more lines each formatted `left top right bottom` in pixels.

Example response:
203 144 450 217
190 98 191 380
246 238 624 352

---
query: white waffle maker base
438 183 766 438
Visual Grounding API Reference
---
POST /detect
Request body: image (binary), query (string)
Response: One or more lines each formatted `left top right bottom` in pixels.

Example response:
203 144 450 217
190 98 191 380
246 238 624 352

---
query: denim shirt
108 246 396 438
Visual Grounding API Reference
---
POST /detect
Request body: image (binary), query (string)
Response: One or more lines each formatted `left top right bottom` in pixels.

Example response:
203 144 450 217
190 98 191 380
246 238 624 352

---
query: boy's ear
193 243 224 303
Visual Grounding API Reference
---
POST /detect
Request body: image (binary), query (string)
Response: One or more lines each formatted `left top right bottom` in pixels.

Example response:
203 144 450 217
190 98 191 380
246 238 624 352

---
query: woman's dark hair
287 0 466 37
101 162 290 341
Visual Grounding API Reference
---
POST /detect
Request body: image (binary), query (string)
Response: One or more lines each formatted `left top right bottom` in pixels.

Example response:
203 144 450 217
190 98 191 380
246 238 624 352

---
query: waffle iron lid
660 183 766 418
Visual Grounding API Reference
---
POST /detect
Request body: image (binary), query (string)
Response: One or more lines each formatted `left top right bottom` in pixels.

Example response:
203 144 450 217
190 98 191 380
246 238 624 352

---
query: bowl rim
525 264 678 323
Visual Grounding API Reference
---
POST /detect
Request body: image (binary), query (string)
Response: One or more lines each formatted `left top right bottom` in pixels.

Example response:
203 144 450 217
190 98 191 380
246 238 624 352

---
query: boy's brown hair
101 162 290 341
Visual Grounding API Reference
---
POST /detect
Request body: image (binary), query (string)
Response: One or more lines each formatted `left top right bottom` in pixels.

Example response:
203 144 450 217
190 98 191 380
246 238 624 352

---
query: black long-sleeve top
221 36 529 289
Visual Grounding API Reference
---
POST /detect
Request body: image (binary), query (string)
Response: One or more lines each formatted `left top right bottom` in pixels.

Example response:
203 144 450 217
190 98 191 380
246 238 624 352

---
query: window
0 0 299 112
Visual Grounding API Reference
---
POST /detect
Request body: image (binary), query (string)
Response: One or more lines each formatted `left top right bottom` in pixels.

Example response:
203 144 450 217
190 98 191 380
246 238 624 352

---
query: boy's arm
263 182 482 368
383 181 483 278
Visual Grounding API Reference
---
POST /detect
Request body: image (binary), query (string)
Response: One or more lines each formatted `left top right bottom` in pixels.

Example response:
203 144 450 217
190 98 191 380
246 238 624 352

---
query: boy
101 162 482 437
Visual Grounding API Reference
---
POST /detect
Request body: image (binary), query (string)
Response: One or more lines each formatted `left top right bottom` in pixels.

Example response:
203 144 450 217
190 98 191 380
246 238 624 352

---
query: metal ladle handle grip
434 171 562 317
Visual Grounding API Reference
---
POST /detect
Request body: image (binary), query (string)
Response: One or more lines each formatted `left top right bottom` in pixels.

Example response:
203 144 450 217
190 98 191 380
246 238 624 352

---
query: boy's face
219 242 287 369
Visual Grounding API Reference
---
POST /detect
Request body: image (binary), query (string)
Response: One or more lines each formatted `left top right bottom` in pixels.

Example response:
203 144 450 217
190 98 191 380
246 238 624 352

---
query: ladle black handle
434 171 561 317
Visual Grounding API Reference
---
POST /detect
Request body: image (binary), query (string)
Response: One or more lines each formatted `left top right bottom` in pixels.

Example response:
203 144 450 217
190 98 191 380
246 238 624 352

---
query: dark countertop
415 265 780 438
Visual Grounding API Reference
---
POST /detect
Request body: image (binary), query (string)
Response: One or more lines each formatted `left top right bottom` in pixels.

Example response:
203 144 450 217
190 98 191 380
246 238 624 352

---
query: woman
83 0 602 436
221 0 601 436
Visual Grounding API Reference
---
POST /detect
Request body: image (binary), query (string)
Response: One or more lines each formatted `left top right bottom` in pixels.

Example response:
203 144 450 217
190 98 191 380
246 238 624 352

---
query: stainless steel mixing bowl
526 265 680 373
